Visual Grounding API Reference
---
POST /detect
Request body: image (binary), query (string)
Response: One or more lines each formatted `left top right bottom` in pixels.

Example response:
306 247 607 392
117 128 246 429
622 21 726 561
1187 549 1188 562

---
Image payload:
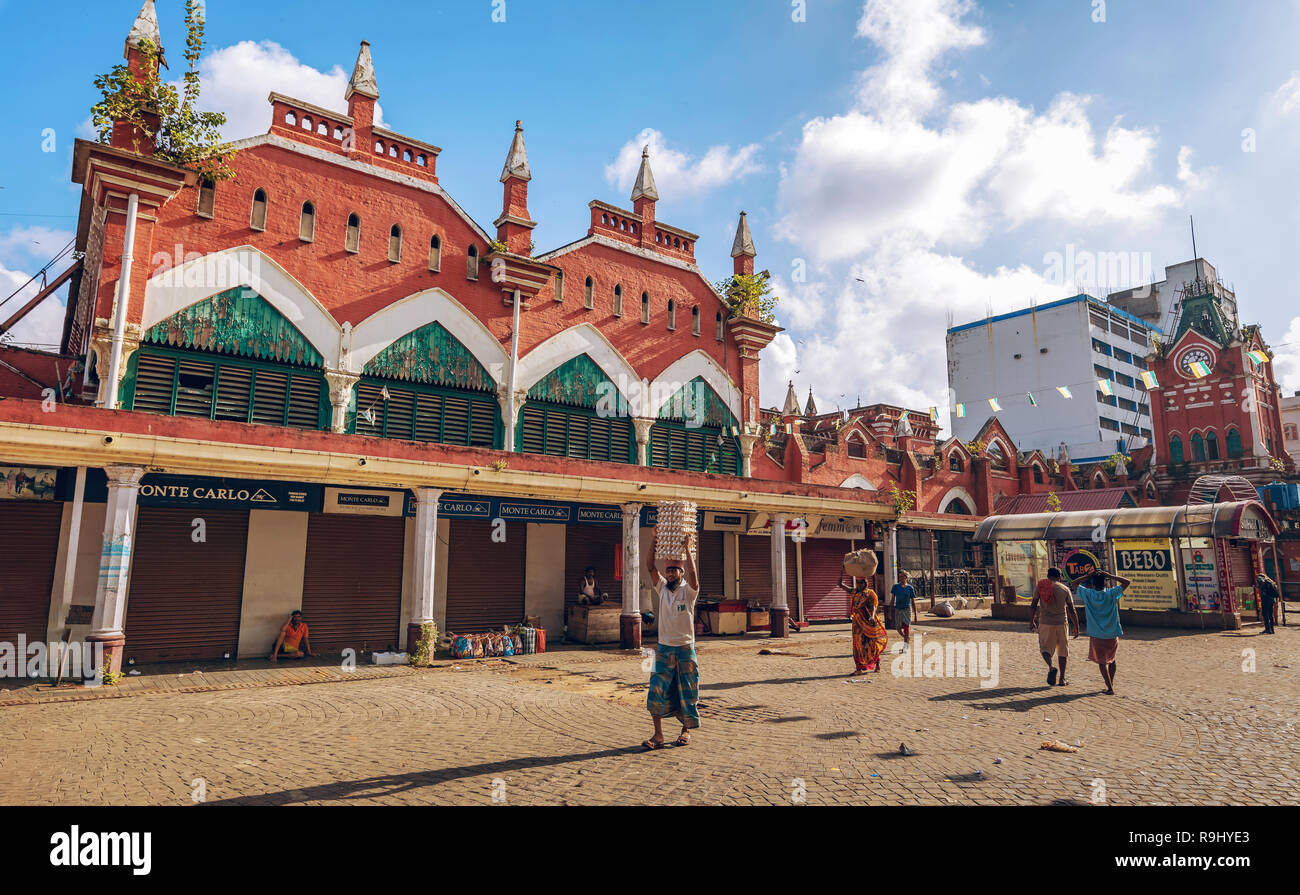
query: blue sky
2 0 1299 418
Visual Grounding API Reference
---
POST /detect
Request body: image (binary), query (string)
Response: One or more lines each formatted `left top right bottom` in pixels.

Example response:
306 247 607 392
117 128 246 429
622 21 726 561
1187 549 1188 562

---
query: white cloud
1269 72 1300 116
0 226 75 263
1273 316 1300 393
854 0 986 118
767 0 1187 428
605 128 761 199
1175 145 1213 192
0 263 66 349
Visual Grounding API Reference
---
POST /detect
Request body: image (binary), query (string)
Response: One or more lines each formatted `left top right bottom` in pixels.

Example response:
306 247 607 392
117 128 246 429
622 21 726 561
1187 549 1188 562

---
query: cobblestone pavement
1 615 1296 806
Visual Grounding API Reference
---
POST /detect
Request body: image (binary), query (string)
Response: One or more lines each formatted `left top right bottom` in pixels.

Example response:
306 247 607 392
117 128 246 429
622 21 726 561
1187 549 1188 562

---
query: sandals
642 737 665 751
674 733 691 747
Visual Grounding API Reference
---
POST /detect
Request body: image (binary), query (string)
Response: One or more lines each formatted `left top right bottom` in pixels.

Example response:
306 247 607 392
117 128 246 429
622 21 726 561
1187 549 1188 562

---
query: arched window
987 441 1008 469
667 300 677 331
1226 428 1243 459
1206 431 1220 460
345 213 361 253
196 179 216 218
301 115 312 131
298 201 315 242
641 292 650 324
949 454 964 473
428 234 442 271
715 311 724 341
467 244 479 280
691 306 700 336
284 111 297 126
584 277 594 309
388 224 402 263
1169 435 1184 465
944 499 972 515
1032 464 1043 484
1192 433 1206 461
847 435 866 459
249 189 268 231
613 285 623 317
317 121 328 135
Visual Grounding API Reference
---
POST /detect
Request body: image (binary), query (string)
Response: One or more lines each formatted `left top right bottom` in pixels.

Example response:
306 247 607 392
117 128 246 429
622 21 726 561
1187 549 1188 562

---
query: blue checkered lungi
646 643 700 729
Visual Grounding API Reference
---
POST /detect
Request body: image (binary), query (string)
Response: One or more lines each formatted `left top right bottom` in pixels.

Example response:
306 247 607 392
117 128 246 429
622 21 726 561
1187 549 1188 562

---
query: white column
738 433 759 477
324 370 360 434
88 465 145 668
883 523 898 589
498 387 527 452
621 503 642 617
632 418 655 466
770 513 788 610
410 487 443 628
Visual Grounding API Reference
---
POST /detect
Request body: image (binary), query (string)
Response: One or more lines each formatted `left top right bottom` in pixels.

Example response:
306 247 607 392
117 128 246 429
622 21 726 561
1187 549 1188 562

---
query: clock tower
1146 269 1294 499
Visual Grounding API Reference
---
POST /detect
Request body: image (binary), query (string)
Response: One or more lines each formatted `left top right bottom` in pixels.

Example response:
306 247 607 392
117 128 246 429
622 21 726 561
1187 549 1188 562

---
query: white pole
57 466 87 625
505 287 521 451
104 193 139 409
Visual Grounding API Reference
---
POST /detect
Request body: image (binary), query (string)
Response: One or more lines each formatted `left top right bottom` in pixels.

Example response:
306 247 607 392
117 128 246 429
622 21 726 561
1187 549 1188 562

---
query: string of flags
1248 350 1269 365
1187 361 1213 378
946 368 1168 421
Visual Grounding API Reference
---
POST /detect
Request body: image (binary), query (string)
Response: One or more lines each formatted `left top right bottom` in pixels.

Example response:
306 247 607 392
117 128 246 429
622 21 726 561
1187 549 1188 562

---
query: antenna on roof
1190 214 1198 267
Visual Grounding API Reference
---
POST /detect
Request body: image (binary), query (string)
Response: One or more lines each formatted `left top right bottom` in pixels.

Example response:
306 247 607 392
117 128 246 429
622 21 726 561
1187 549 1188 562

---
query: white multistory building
1282 392 1300 466
946 294 1158 463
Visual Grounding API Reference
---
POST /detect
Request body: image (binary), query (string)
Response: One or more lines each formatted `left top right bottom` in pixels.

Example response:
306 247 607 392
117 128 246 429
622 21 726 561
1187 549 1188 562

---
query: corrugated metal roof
994 488 1135 515
975 500 1279 543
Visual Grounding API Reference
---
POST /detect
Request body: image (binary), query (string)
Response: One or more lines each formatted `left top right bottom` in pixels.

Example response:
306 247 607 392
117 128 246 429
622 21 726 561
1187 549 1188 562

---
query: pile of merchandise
448 625 545 659
656 500 698 560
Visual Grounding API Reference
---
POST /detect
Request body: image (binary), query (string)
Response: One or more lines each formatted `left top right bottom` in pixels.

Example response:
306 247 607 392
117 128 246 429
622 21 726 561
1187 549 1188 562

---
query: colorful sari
851 585 888 672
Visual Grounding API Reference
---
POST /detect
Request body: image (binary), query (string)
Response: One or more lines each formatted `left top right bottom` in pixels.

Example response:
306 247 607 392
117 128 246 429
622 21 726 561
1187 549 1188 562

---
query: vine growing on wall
90 0 235 181
890 484 916 515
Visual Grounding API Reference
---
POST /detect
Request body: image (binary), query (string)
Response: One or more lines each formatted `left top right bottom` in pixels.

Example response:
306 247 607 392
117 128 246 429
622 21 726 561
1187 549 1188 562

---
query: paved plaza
1 613 1296 806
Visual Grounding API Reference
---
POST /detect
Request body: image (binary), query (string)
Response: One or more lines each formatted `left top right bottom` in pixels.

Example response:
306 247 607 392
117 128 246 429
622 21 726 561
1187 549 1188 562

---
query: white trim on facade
650 349 743 423
516 323 641 409
937 486 977 513
346 288 509 383
839 474 878 491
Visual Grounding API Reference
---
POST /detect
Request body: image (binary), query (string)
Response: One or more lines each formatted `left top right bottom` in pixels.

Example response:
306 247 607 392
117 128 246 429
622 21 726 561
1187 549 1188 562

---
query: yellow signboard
1113 538 1179 610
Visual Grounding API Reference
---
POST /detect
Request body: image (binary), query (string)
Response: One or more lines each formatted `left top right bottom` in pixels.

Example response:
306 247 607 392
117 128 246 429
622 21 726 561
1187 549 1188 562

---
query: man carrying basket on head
839 548 887 675
642 530 702 750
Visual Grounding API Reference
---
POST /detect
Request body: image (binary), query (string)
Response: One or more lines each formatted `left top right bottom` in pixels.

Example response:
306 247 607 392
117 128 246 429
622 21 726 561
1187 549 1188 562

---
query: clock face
1178 347 1215 378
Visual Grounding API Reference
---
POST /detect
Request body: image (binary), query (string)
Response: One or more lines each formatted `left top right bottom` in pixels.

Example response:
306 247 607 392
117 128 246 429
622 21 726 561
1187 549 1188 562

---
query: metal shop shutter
1228 545 1256 613
125 507 249 664
0 501 62 646
564 525 621 608
445 518 526 633
301 513 405 654
696 530 724 598
738 535 797 610
801 538 854 620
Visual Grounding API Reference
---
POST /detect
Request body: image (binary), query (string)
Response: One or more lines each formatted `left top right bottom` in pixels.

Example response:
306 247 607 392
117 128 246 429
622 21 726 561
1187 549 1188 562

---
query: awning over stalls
974 500 1278 543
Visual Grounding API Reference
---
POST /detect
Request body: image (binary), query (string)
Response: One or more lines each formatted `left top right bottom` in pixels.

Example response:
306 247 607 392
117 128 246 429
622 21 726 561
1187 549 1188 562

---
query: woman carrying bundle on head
839 548 887 675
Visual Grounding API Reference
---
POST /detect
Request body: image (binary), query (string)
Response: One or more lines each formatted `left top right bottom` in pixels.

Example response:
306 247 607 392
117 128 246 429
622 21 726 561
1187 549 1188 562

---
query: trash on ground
1040 740 1079 753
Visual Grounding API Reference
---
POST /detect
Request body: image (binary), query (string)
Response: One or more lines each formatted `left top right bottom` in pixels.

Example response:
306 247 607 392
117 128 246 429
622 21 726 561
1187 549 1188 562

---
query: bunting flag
955 403 967 418
988 397 1002 412
784 423 793 435
1026 392 1037 407
729 426 738 437
1248 350 1269 365
1140 370 1159 389
899 410 910 427
1189 361 1213 378
1098 379 1114 396
1056 386 1073 399
928 406 939 421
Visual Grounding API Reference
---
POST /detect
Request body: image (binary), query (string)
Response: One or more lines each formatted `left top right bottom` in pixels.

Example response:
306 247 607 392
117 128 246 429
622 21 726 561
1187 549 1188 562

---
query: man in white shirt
642 531 701 750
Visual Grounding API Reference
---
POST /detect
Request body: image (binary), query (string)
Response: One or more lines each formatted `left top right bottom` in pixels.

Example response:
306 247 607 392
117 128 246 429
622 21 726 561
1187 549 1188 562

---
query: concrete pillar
883 523 898 595
620 502 643 649
407 487 442 654
633 418 655 466
770 513 789 637
324 370 360 434
88 464 145 674
498 387 527 452
738 433 759 477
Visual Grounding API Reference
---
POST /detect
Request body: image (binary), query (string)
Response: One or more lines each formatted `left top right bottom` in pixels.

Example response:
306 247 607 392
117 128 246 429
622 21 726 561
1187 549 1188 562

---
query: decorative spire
804 387 818 417
126 0 161 51
630 146 659 202
346 40 380 101
895 411 914 438
500 120 532 183
731 211 756 258
781 381 801 417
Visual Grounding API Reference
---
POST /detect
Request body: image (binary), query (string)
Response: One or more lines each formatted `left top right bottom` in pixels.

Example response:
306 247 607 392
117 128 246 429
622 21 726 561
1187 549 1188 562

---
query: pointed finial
631 145 659 202
126 0 162 50
500 119 532 183
782 381 801 417
731 210 756 258
346 40 380 101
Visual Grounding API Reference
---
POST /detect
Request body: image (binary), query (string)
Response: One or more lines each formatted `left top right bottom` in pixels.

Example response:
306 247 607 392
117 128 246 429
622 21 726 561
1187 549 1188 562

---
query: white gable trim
346 288 509 384
516 323 640 408
840 474 878 491
650 349 742 423
937 486 976 513
143 244 341 366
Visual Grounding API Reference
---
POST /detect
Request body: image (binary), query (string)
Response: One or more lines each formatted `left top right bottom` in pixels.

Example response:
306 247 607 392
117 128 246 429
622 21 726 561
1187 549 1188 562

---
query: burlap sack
843 548 878 578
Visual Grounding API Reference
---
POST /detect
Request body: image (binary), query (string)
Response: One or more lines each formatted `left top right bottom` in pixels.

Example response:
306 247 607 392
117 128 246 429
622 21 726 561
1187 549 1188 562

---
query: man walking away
1074 570 1130 695
1030 568 1080 686
890 571 917 652
642 532 701 750
1257 574 1280 635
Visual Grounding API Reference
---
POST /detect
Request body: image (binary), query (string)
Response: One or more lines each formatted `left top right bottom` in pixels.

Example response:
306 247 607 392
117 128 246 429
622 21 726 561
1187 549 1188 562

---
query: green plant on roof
1046 492 1063 513
715 271 779 324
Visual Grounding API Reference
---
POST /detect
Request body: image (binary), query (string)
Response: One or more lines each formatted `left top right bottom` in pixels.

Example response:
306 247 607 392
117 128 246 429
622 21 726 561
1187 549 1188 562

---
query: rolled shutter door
1228 545 1255 612
125 507 248 664
738 535 796 607
445 518 526 632
696 529 723 597
0 501 61 646
565 525 620 608
802 538 852 619
301 513 405 654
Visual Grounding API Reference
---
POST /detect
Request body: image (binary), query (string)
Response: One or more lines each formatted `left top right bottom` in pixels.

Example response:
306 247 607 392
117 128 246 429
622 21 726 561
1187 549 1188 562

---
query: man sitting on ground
270 610 316 662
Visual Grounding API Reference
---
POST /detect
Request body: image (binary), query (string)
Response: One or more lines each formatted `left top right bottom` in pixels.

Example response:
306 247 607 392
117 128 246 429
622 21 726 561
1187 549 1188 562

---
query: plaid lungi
646 643 700 729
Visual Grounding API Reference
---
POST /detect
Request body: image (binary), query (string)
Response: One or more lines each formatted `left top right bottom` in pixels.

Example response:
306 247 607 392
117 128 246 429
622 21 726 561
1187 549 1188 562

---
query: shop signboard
1112 538 1179 610
813 517 867 539
137 474 322 512
0 466 57 501
703 511 748 532
1059 546 1103 584
995 540 1050 601
498 500 571 523
438 496 493 518
1180 538 1221 612
324 487 406 516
